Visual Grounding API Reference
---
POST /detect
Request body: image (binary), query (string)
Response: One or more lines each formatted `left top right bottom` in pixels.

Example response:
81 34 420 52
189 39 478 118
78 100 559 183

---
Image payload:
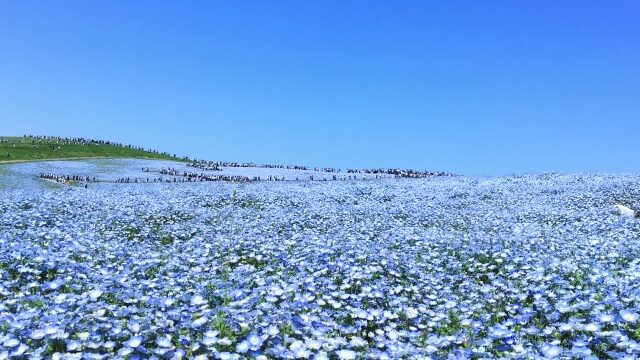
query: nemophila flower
265 325 280 337
620 310 639 322
336 349 357 360
67 340 81 351
2 169 640 356
201 333 217 346
572 337 590 347
10 344 28 357
218 338 233 346
3 338 20 348
87 289 103 300
128 322 141 333
540 344 562 358
29 329 46 340
247 333 263 350
405 307 419 319
489 325 512 339
511 343 526 353
305 339 322 350
191 316 208 327
125 336 143 348
569 347 591 358
599 313 615 323
582 323 600 332
156 336 172 348
236 340 250 353
293 347 311 358
218 352 240 360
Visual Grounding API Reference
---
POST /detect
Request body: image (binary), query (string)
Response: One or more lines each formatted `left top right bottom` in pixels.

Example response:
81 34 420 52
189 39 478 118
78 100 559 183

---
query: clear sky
1 1 638 175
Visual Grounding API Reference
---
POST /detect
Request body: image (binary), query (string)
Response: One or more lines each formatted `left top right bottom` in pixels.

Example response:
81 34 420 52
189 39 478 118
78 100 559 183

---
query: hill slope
0 136 186 163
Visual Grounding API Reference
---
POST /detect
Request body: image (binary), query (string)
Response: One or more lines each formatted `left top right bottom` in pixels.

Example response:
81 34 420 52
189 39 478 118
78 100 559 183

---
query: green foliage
39 268 58 282
212 311 235 341
28 298 45 309
238 199 263 210
565 270 588 287
160 234 174 245
102 292 118 305
203 282 232 307
123 225 140 240
279 322 294 337
394 212 409 222
44 339 67 355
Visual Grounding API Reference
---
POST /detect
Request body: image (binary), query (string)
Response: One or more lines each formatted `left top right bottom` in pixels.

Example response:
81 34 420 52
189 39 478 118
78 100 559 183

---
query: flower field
1 173 640 359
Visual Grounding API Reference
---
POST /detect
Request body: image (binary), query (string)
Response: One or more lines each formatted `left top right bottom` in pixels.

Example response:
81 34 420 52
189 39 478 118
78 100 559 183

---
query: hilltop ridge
0 135 188 163
1 135 453 177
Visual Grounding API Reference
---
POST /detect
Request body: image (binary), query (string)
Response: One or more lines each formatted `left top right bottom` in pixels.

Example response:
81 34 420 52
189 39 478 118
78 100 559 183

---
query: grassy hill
0 136 187 163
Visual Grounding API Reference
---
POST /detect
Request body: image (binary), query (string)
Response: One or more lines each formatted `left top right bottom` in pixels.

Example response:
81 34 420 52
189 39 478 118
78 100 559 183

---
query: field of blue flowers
1 173 640 359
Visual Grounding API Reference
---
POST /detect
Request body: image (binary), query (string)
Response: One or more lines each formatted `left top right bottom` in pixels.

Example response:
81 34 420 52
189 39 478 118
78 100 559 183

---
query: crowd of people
116 175 253 183
188 160 311 171
36 167 447 187
187 160 451 178
159 168 252 182
186 161 221 171
116 177 175 183
345 168 450 178
38 173 98 184
39 171 387 186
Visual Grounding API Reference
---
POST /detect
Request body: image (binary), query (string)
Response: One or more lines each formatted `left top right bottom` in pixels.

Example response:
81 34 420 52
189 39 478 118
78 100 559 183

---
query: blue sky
1 1 638 175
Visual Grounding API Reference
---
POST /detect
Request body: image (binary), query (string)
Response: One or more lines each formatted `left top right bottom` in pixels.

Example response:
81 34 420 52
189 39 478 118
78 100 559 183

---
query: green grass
0 136 187 163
